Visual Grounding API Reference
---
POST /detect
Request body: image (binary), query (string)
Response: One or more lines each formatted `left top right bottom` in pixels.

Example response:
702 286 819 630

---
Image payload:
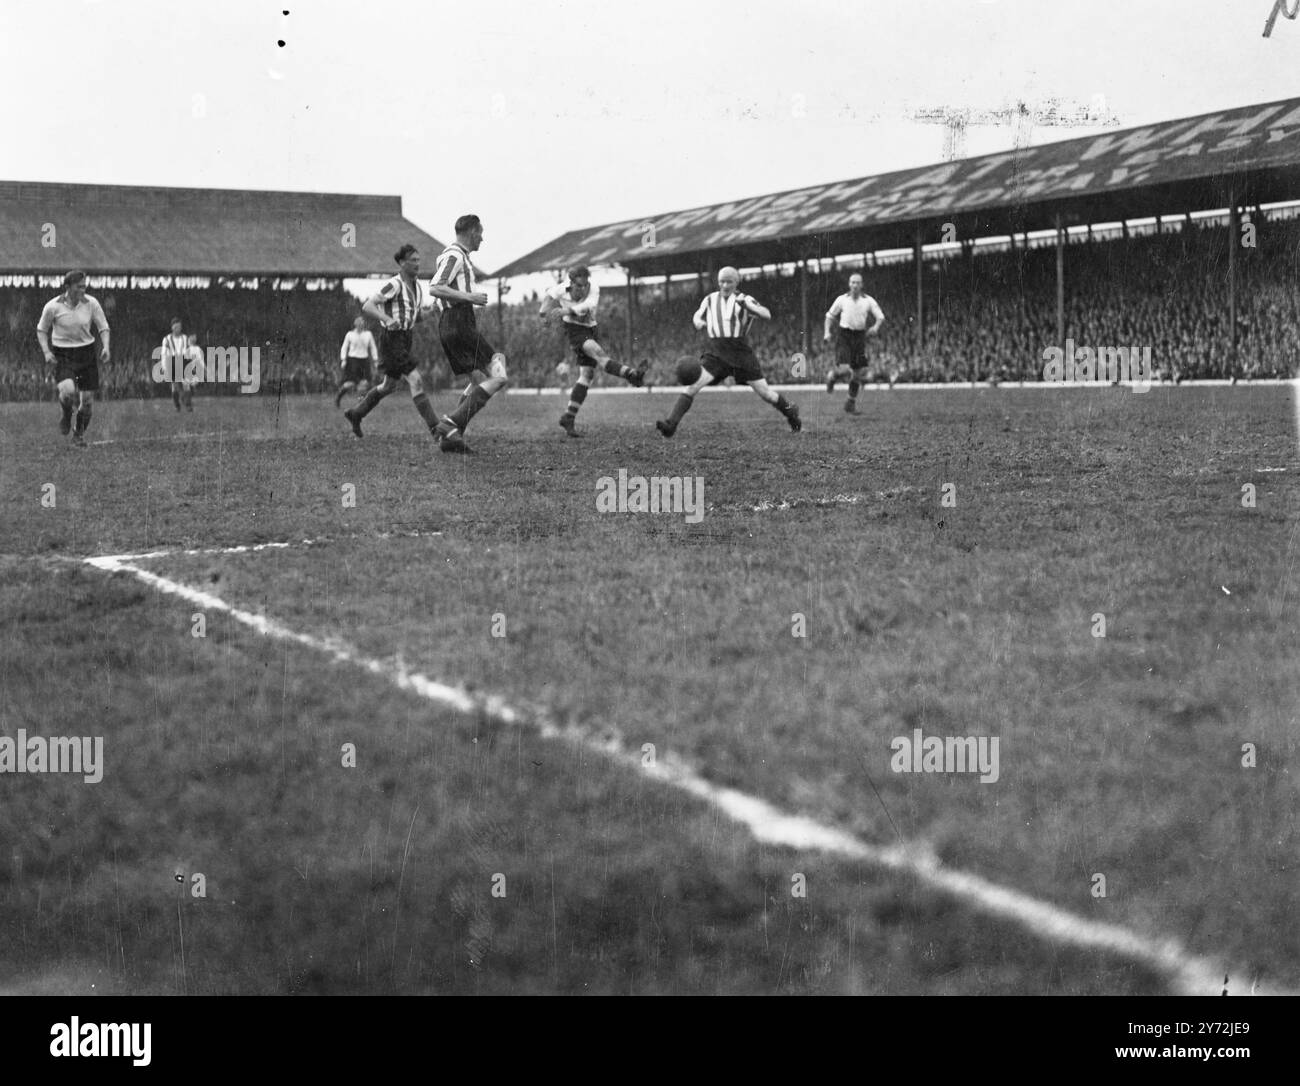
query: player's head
455 214 484 251
170 317 183 333
353 315 366 330
62 270 87 301
848 273 863 295
187 334 199 346
394 243 420 274
717 266 739 294
569 265 590 297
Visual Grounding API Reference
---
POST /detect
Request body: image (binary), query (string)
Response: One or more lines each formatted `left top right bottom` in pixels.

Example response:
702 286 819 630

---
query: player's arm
692 298 709 332
36 322 55 364
340 333 350 363
538 290 562 320
824 298 842 341
868 297 885 335
91 300 110 361
361 292 390 331
428 254 489 306
740 294 771 321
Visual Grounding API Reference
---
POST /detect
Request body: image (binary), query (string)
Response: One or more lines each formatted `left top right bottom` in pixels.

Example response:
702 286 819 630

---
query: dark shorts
563 321 600 363
53 343 99 391
836 328 867 369
342 357 371 384
378 329 417 378
701 338 763 384
439 307 499 377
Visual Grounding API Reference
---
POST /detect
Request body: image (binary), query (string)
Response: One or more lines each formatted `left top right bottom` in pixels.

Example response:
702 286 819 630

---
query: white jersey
546 281 600 328
828 292 884 331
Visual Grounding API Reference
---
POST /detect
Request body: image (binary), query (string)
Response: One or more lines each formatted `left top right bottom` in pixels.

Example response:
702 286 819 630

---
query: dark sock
74 402 92 435
454 384 472 412
848 380 860 398
448 384 491 432
773 394 798 418
566 383 589 415
60 398 74 423
667 393 694 427
352 384 391 419
602 359 627 379
172 389 181 409
412 392 439 431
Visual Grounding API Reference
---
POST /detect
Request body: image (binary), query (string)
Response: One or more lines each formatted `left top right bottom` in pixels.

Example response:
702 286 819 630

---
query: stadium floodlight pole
800 258 809 356
1055 213 1065 355
626 267 635 366
914 226 924 352
1228 193 1239 371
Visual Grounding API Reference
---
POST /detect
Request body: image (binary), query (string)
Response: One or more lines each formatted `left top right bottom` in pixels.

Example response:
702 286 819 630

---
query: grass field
0 383 1296 995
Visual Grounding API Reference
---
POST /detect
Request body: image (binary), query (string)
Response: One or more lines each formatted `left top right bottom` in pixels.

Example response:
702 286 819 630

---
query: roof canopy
0 182 454 277
493 96 1300 278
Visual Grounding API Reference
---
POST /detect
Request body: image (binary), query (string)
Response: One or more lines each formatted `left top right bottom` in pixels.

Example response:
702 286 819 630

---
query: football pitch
0 383 1296 995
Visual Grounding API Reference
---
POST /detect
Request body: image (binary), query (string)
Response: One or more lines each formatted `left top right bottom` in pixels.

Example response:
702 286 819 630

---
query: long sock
667 393 694 427
74 401 92 435
60 397 74 425
172 388 181 410
351 384 392 419
182 387 193 410
773 393 797 419
848 379 860 399
601 359 632 379
448 384 491 432
454 383 473 412
411 392 439 432
565 382 589 416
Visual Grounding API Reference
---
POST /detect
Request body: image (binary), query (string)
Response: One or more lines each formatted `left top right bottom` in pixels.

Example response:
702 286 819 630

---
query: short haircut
394 243 419 265
171 316 183 327
62 270 86 289
569 265 590 279
455 214 482 234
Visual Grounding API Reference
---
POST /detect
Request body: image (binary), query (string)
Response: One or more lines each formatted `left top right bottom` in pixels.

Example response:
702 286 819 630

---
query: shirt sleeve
376 280 398 301
36 302 54 334
89 298 109 333
694 296 710 322
868 297 885 322
433 250 462 287
341 332 350 361
826 296 843 319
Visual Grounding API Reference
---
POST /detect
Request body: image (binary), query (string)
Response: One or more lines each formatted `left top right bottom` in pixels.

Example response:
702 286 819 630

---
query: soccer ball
675 357 702 385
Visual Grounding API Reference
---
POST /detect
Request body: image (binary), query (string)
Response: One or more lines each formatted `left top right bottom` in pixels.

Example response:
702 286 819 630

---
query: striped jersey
161 332 189 369
373 274 424 330
695 290 758 339
431 243 476 311
828 292 884 331
545 280 600 328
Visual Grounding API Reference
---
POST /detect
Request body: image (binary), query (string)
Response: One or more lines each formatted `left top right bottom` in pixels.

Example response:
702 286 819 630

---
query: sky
2 0 1298 277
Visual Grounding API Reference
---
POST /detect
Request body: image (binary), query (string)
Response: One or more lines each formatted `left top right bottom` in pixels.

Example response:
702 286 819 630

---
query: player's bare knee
578 366 596 385
57 379 76 401
750 379 776 402
407 370 424 396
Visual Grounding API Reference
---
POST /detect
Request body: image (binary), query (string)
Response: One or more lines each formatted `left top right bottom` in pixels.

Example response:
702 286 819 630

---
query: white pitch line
81 551 1289 996
91 529 443 564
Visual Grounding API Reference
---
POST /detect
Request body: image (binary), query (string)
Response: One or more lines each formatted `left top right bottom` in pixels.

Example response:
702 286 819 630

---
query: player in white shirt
823 273 885 413
161 318 194 412
336 316 378 408
539 266 646 437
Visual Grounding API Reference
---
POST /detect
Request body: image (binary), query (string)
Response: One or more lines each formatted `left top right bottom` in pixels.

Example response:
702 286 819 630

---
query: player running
161 318 195 411
335 315 378 408
540 265 646 437
36 270 110 447
823 273 885 413
429 215 509 454
343 243 441 439
656 267 801 438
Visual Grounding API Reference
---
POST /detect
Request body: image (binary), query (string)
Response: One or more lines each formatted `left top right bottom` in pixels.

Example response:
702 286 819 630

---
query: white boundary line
509 378 1299 395
79 548 1289 996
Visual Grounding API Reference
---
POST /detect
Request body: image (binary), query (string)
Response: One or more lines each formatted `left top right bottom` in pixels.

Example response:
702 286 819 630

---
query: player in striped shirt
343 243 440 439
35 270 110 447
428 215 508 454
655 267 801 438
539 266 646 438
824 273 885 413
161 318 195 412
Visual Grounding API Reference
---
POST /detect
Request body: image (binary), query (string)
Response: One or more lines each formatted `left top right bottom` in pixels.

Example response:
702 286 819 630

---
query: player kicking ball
656 267 801 438
540 265 646 438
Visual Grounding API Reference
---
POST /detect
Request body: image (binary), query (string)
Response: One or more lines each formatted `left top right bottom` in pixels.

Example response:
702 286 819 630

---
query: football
675 356 702 385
